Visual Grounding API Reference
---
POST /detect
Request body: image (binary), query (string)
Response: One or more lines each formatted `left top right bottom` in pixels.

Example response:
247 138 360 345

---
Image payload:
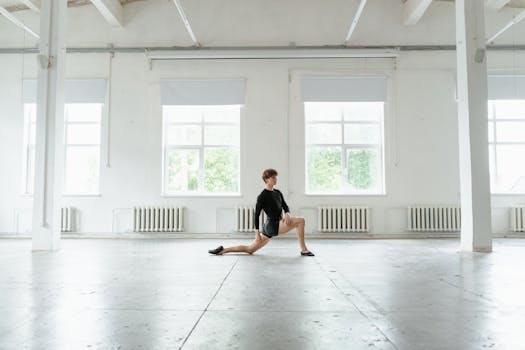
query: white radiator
133 207 184 232
235 206 266 232
511 206 525 232
61 207 74 232
318 206 369 232
407 205 461 232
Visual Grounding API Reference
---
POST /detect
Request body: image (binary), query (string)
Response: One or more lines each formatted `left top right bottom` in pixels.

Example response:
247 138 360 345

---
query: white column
455 0 493 252
32 0 67 251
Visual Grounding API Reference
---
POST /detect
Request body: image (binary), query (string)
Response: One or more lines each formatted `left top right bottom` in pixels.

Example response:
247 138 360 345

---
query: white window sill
161 193 241 198
491 193 525 196
61 193 102 197
305 192 386 196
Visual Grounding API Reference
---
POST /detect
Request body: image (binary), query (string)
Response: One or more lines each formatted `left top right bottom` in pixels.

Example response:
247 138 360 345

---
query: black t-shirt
254 188 290 229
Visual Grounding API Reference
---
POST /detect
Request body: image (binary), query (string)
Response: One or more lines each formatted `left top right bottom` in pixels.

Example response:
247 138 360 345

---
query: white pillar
31 0 67 251
455 0 493 252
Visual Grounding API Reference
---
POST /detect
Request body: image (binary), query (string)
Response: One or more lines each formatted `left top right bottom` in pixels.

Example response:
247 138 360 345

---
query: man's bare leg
278 217 311 253
213 233 270 255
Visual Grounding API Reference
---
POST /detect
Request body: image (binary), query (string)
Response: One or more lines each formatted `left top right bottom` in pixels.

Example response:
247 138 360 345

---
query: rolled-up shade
23 79 107 104
488 75 525 100
301 76 387 102
160 79 246 105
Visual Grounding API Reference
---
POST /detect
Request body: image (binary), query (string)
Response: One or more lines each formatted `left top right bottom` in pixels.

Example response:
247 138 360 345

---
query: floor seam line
315 258 401 350
178 257 239 350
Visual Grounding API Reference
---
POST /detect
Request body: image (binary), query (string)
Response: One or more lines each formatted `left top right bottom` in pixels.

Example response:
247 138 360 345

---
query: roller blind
488 75 525 100
23 79 107 104
301 76 387 102
160 78 246 105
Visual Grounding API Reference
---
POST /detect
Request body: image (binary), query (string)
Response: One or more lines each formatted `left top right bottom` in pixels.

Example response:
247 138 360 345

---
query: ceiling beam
404 0 433 25
345 0 368 44
0 6 39 38
171 0 199 46
89 0 123 27
487 8 525 43
19 0 40 12
485 0 511 11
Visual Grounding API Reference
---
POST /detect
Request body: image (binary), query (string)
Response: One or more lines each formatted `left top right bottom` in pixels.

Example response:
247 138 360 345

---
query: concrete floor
1 238 524 350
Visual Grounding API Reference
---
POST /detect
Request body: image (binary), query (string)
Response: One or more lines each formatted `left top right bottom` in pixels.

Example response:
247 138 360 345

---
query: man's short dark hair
262 168 278 182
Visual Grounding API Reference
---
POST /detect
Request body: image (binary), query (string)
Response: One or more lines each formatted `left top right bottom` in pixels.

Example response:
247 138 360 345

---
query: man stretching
208 168 315 256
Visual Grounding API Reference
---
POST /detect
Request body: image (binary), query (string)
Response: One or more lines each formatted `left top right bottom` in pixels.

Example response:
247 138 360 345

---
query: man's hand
255 229 262 242
283 212 292 225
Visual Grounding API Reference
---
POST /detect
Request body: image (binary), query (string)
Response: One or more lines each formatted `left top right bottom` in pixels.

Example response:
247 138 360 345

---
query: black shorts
262 218 280 238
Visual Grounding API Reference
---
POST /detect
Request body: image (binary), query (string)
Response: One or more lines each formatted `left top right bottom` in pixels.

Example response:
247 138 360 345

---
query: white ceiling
1 0 525 12
1 0 525 47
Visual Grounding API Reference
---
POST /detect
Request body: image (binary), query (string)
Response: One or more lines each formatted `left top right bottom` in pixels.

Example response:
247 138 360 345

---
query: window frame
488 99 525 194
21 103 37 196
161 105 242 197
62 103 103 196
304 101 386 195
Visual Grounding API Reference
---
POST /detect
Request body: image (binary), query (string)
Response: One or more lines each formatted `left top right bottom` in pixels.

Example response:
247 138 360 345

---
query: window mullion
341 112 346 183
200 118 205 192
492 102 499 179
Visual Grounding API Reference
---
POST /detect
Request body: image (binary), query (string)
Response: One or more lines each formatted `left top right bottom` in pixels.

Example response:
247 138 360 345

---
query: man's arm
254 193 263 237
280 191 292 225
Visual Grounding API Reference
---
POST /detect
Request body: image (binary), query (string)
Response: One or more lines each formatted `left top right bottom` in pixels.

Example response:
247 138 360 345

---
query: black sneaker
300 251 315 256
208 246 224 255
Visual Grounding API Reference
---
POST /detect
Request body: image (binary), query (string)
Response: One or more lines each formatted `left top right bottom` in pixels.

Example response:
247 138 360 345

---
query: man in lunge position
208 168 314 257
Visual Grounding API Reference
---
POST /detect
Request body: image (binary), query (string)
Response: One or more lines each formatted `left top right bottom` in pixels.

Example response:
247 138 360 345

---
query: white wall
1 0 525 235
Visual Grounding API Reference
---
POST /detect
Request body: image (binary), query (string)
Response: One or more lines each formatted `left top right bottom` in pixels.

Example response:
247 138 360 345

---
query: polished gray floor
1 238 524 350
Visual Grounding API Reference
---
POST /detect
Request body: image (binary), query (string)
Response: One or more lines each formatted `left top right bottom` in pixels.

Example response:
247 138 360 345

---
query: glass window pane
492 100 525 119
163 105 203 123
346 148 379 191
493 145 525 193
165 125 202 145
496 121 525 142
204 125 239 146
65 104 102 122
306 147 342 192
343 102 383 122
24 103 37 123
488 121 494 143
203 105 241 123
66 124 101 145
305 102 343 122
64 146 100 194
26 147 35 194
344 124 380 144
489 145 496 190
204 147 239 193
29 120 37 145
306 124 341 144
162 104 241 195
166 149 199 192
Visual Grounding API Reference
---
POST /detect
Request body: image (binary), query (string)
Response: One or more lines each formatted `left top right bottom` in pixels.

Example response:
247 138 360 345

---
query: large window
21 103 37 195
488 100 525 193
63 103 103 194
302 76 386 194
487 75 525 194
305 102 384 194
160 79 245 196
22 79 106 195
163 105 240 195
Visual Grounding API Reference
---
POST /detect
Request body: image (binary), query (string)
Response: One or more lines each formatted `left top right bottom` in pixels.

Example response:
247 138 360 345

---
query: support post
455 0 493 252
32 0 67 251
